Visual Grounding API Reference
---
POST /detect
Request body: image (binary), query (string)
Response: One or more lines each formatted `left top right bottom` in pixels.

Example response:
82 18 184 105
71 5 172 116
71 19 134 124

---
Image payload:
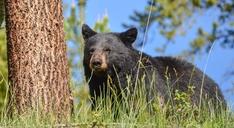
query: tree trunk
5 0 73 120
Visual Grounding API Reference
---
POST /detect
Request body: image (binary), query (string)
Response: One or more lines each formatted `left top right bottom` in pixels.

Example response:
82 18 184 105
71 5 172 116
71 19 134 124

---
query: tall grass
73 73 232 128
1 70 233 127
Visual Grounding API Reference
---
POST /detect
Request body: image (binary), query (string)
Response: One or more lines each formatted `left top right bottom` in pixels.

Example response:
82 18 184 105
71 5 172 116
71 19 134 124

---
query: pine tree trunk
5 0 73 120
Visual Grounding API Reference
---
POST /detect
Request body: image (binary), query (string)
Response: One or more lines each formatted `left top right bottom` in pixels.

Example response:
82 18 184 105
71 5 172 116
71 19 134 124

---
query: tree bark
5 0 73 120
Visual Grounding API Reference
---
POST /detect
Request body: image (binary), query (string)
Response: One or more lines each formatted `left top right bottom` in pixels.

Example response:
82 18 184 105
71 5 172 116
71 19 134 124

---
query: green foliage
0 0 6 117
63 1 110 116
167 86 199 126
124 0 234 57
0 28 7 118
192 0 202 6
93 13 110 32
64 1 87 110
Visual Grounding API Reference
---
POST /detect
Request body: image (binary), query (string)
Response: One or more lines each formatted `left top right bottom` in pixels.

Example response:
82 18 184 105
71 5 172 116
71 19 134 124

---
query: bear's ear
82 24 97 42
119 27 137 47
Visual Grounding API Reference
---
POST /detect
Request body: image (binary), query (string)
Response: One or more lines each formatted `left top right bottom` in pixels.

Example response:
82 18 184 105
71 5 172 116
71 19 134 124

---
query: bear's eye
89 48 95 55
103 47 111 54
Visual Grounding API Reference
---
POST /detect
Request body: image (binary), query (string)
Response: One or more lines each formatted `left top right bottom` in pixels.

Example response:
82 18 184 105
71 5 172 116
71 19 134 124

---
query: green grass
0 76 233 128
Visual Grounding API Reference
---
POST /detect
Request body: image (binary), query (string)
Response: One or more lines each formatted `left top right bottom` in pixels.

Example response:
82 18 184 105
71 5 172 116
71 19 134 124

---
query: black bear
82 24 226 112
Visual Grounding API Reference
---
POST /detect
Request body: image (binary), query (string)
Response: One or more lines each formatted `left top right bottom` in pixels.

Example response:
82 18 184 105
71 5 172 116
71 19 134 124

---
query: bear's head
82 24 138 77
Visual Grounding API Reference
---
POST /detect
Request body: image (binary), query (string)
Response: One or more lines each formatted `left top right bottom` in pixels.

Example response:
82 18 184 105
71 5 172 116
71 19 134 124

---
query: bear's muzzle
89 52 107 72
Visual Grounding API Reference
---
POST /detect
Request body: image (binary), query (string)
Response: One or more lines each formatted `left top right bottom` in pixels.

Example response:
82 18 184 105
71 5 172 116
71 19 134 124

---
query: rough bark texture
5 0 73 120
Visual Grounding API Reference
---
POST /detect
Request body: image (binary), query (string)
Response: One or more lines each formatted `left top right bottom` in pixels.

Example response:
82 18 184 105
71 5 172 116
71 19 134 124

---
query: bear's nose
92 59 102 68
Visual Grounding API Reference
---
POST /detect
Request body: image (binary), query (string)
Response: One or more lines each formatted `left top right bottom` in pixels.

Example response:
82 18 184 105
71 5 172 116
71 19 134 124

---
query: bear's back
153 56 225 106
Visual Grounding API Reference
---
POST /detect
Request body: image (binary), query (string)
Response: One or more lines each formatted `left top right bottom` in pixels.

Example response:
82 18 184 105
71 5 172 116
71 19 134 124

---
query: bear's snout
92 57 102 68
89 53 107 72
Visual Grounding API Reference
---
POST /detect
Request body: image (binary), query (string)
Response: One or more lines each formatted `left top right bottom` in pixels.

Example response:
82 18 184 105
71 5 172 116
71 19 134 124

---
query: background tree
0 0 110 119
123 0 234 58
5 0 73 120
